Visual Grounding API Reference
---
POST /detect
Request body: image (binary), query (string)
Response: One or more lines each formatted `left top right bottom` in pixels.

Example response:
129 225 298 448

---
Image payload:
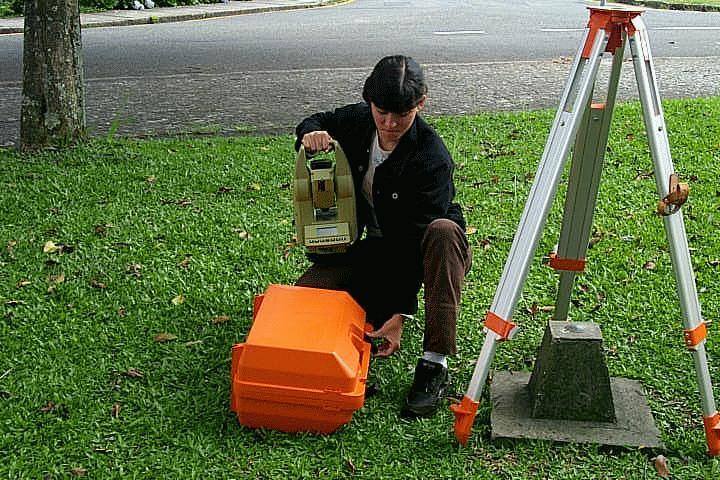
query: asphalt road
1 0 719 146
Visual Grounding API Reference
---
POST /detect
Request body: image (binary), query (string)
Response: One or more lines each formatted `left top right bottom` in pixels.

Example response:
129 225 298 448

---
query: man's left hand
365 314 404 358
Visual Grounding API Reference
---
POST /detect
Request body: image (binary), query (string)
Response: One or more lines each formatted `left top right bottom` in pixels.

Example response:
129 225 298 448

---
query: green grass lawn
647 0 720 5
1 98 720 478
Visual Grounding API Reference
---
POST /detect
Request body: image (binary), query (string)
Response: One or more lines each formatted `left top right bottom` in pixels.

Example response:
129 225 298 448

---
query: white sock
422 351 447 368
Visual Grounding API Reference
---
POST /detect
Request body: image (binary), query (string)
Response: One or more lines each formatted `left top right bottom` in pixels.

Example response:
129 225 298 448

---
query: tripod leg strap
657 173 689 216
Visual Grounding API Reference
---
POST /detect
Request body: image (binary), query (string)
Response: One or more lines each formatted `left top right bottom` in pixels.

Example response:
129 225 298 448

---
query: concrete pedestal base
490 371 662 448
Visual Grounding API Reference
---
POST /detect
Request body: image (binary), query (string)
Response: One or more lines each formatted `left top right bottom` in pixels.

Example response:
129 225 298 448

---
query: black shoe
400 359 449 418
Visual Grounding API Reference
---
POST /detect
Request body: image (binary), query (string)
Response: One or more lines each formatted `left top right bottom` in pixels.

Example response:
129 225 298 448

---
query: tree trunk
20 0 85 150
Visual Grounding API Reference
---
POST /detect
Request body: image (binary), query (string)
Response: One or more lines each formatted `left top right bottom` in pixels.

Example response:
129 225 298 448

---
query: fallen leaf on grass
123 368 144 378
49 273 65 284
652 454 670 479
118 307 127 317
178 256 191 269
527 303 555 317
634 170 654 180
90 278 107 289
184 340 203 347
126 263 143 277
146 175 157 184
70 467 87 477
111 403 121 418
643 261 656 270
466 226 477 235
43 241 74 254
47 273 66 293
217 186 235 194
171 294 185 306
212 315 231 325
40 401 69 418
708 260 720 267
233 229 251 239
589 230 604 248
15 280 31 288
5 300 26 307
43 241 59 253
248 183 262 191
154 333 178 343
346 458 356 475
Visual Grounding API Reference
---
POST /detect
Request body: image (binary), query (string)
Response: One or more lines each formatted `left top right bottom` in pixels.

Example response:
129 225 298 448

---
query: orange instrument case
230 284 371 434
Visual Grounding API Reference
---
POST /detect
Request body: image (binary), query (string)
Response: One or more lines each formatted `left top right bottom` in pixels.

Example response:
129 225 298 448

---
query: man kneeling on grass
294 55 472 418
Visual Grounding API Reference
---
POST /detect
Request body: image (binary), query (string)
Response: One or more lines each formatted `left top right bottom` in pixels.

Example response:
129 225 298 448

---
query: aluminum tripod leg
629 16 720 456
553 41 625 319
451 21 611 445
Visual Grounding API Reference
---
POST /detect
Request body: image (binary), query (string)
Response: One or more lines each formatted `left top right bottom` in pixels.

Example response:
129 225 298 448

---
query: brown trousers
296 219 471 355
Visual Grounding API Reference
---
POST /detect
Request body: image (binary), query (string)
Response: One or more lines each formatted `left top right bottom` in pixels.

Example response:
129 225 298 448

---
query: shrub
0 0 221 16
82 0 120 11
0 0 23 16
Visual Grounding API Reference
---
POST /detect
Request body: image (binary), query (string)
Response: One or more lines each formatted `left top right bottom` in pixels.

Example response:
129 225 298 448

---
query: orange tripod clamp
484 311 517 341
683 322 708 350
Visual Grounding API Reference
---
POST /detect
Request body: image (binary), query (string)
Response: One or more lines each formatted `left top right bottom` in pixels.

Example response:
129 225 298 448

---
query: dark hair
362 55 427 113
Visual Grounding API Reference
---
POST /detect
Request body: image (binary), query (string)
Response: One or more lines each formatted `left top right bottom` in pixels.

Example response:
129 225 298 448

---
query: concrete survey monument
450 6 720 455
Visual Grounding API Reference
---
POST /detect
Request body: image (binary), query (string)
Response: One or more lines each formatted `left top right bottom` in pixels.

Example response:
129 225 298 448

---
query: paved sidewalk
0 0 346 34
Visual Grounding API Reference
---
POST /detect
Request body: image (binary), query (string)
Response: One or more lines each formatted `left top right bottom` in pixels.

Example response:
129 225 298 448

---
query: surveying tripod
451 6 720 456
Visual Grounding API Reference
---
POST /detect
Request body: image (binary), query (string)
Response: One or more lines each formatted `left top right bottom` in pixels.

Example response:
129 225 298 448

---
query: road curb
0 0 351 35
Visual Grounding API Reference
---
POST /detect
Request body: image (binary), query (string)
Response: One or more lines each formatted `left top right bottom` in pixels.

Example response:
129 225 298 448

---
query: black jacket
295 102 465 321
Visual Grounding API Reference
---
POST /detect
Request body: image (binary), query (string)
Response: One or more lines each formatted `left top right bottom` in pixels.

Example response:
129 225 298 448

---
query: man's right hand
365 314 404 358
302 131 334 153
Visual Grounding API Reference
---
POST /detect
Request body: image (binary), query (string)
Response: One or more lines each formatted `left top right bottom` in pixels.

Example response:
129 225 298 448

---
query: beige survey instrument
294 141 358 254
